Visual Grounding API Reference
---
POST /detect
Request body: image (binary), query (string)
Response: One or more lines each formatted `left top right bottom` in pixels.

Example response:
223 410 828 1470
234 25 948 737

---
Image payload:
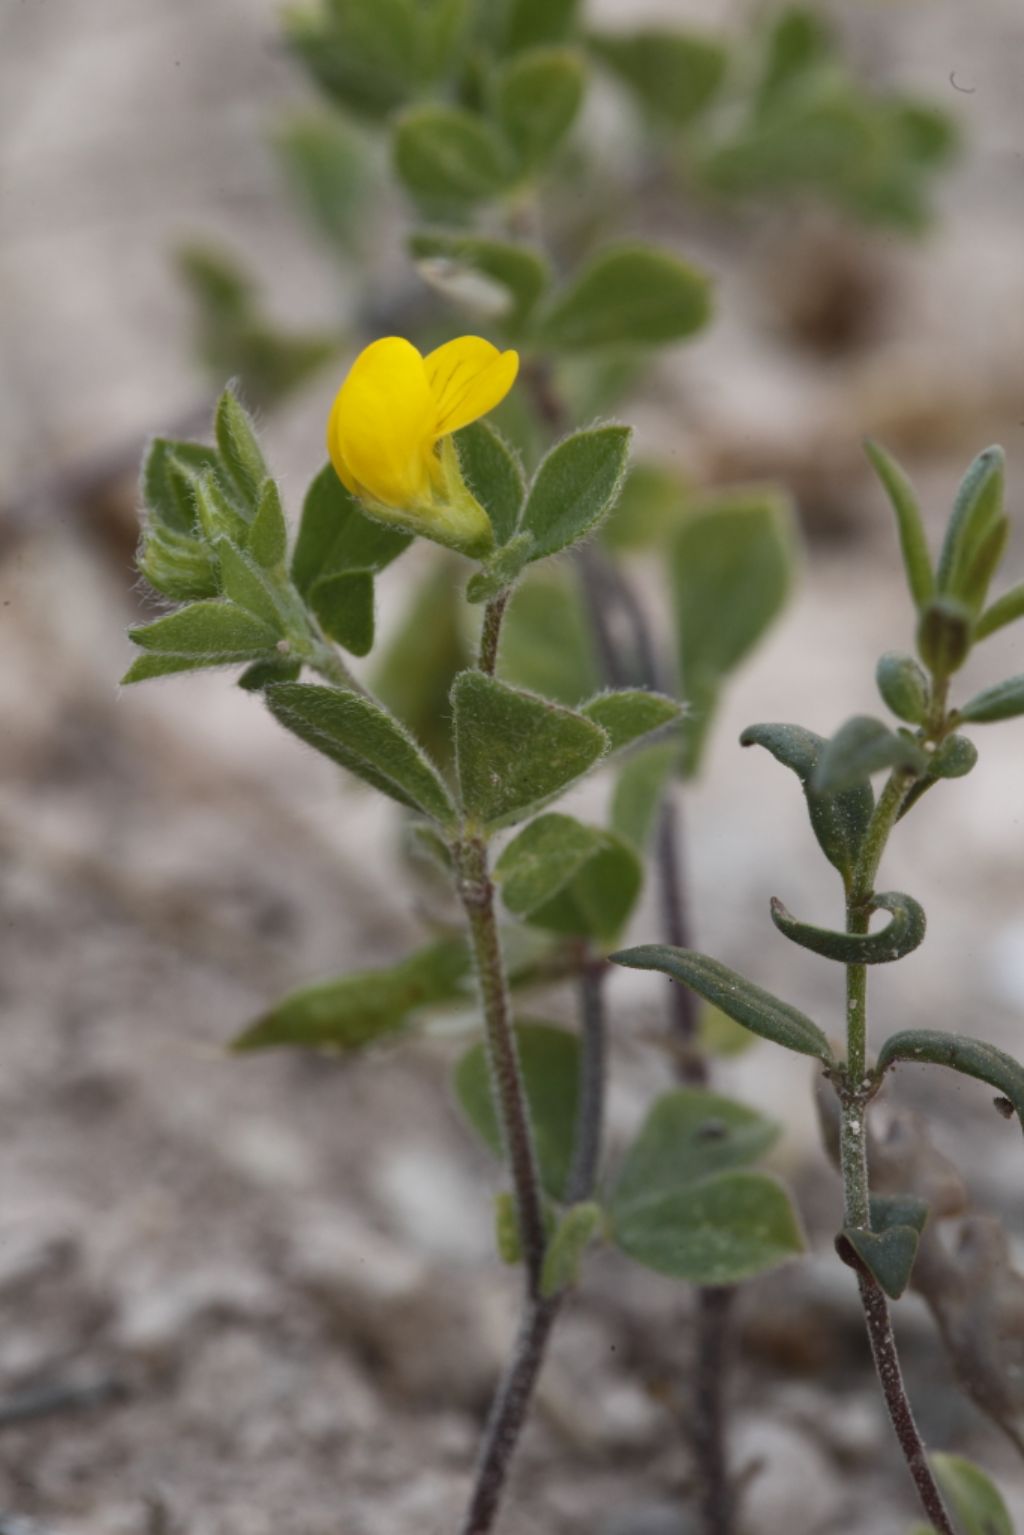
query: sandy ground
3 2 1024 1533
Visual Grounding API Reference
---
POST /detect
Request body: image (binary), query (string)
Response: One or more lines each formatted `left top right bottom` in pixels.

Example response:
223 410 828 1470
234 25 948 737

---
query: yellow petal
425 336 519 438
326 386 360 497
327 336 436 508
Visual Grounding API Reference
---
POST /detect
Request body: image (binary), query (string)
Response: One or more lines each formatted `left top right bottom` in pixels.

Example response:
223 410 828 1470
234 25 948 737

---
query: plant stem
857 1276 957 1535
308 638 361 692
657 789 707 1086
455 585 554 1530
565 953 607 1205
479 592 509 678
693 1287 735 1535
454 833 556 1533
839 767 957 1533
455 836 548 1294
458 1294 561 1535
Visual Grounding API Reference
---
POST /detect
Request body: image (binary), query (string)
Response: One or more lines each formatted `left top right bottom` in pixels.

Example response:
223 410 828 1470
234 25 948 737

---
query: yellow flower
326 335 518 554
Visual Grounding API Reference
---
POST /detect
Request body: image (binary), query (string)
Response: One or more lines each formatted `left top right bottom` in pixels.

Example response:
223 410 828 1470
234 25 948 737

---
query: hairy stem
858 1277 957 1535
456 921 606 1535
658 790 707 1086
565 954 607 1205
479 592 510 678
458 1295 561 1535
455 836 548 1292
693 1287 735 1535
840 768 957 1533
308 639 362 693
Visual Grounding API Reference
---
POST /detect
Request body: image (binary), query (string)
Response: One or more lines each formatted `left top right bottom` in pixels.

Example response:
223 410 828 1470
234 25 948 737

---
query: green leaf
309 571 375 657
931 1454 1014 1535
265 681 457 824
871 1193 929 1237
410 229 549 332
418 0 471 80
755 7 831 112
957 676 1024 725
815 715 927 793
452 671 608 829
498 0 579 52
613 1168 804 1285
839 1222 920 1301
601 461 688 552
248 480 288 568
741 722 874 879
274 111 367 261
496 813 604 914
975 581 1024 642
454 421 525 545
863 440 935 609
215 388 268 509
538 244 712 351
393 105 512 206
121 651 240 685
876 651 930 725
960 515 1009 616
500 565 599 705
531 837 640 943
611 946 833 1064
917 596 972 678
611 743 677 852
128 600 278 660
190 468 250 547
877 1029 1024 1131
613 1089 780 1215
896 733 978 821
674 491 797 776
291 464 410 597
454 1021 580 1201
496 46 585 169
495 813 642 942
232 935 471 1051
580 690 681 751
215 540 286 630
520 426 631 562
770 890 927 965
937 446 1005 599
588 28 727 127
237 656 302 692
283 0 422 121
138 523 220 603
930 734 978 777
142 438 223 534
540 1203 602 1297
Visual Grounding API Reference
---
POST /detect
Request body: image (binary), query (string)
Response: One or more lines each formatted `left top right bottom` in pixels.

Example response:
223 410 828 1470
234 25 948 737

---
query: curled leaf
740 722 873 880
877 1029 1024 1132
769 889 926 965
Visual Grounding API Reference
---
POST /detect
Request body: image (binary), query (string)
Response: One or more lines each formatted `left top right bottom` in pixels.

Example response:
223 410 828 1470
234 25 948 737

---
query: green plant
122 4 973 1532
615 442 1024 1534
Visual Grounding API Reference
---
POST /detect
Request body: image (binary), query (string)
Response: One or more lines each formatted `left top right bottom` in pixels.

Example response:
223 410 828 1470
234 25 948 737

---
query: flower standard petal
327 337 436 508
425 336 520 438
326 386 360 497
